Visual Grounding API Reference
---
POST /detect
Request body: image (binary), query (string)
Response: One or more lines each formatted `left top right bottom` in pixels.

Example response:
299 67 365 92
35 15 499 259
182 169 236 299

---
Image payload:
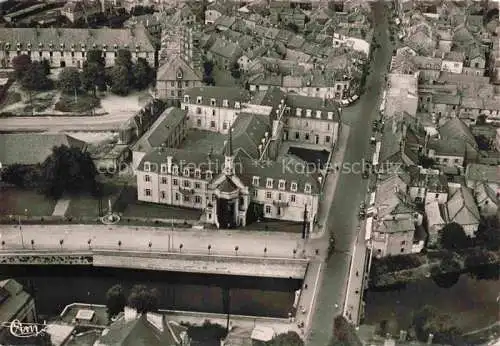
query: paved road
307 3 391 345
0 225 305 259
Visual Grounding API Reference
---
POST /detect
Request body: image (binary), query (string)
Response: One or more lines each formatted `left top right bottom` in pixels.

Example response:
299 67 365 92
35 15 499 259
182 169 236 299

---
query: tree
127 285 160 313
269 331 304 346
412 306 463 345
86 49 105 66
439 222 471 250
21 62 52 91
106 284 126 318
58 67 81 94
116 49 133 69
475 216 500 250
12 54 31 79
81 62 106 94
475 134 491 150
133 58 154 89
41 59 51 75
230 62 241 79
110 64 132 95
40 145 97 199
286 22 299 33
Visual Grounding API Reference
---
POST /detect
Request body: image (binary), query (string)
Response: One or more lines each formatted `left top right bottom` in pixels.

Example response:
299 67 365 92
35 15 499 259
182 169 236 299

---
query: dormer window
290 182 297 192
223 99 229 107
177 69 183 79
38 42 42 48
296 108 302 116
206 171 213 180
210 98 216 106
266 178 273 188
327 112 333 120
60 43 64 48
197 96 202 104
113 44 118 50
304 184 311 193
184 95 190 103
316 111 322 118
278 180 285 190
235 102 240 109
172 165 179 175
195 169 201 178
252 176 260 186
144 162 151 171
160 164 167 173
183 168 190 177
306 109 312 117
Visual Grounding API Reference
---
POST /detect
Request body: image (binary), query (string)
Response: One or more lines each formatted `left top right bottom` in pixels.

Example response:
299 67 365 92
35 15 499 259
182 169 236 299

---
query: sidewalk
310 125 351 240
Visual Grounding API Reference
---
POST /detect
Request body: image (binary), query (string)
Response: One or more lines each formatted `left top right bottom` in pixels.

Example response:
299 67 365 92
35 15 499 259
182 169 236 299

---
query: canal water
364 273 499 334
0 266 301 320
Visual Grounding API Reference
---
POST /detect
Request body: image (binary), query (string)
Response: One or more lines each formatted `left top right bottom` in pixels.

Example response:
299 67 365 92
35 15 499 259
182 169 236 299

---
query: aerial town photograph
0 0 498 345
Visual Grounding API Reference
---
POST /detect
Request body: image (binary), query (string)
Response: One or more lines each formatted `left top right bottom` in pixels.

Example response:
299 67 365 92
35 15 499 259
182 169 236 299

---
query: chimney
427 333 434 344
167 156 172 174
399 330 407 342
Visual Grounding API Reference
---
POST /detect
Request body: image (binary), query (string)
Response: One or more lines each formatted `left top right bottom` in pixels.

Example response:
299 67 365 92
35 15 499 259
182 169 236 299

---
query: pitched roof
229 113 270 160
157 55 202 82
209 38 243 60
132 108 187 153
446 186 480 225
439 118 476 147
465 163 500 184
0 279 32 324
184 86 250 108
0 25 155 52
0 133 86 166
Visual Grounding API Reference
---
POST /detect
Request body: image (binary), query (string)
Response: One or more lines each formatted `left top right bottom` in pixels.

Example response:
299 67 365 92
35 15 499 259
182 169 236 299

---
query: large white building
0 25 156 69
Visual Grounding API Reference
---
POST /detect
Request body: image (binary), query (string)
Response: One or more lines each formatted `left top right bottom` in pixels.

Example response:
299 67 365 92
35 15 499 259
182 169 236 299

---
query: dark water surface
0 265 301 319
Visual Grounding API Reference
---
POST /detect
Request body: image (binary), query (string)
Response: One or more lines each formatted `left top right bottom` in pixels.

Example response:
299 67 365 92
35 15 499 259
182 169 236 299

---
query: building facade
156 56 203 105
0 26 155 69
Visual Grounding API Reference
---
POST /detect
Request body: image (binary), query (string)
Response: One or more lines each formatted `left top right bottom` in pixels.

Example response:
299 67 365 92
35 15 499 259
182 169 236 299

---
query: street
306 2 392 344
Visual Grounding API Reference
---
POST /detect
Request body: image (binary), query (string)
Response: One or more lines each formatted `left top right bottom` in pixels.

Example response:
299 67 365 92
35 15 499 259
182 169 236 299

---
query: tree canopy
412 305 463 345
439 222 471 250
133 57 155 89
40 145 97 199
12 54 31 79
268 331 304 346
21 61 52 91
127 285 160 313
106 284 126 318
110 64 132 96
475 215 500 250
58 67 81 94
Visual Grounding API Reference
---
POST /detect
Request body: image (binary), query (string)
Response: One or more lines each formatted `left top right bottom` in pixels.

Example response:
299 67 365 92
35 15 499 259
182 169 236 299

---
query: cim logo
7 320 48 338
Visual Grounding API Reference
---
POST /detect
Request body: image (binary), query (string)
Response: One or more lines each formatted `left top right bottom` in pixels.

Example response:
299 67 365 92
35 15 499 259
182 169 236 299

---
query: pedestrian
356 271 359 277
304 284 308 289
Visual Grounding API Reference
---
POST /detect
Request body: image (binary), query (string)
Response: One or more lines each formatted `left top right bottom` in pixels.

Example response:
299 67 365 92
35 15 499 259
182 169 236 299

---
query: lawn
0 91 21 108
0 186 56 216
121 202 202 220
22 90 56 113
66 183 123 218
55 93 100 113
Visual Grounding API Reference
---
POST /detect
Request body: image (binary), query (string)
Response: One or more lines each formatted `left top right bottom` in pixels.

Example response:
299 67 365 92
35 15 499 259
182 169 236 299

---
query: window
435 193 439 198
252 176 260 186
197 96 202 104
223 99 229 107
306 109 312 117
195 195 202 203
183 195 190 202
305 133 310 140
170 81 175 87
173 178 178 186
304 184 311 193
212 109 216 116
160 164 167 173
235 101 240 109
223 122 228 130
161 191 166 199
183 168 190 176
184 95 190 103
145 189 151 196
265 205 272 214
400 248 405 253
210 121 216 128
266 178 273 188
295 132 299 139
266 191 272 199
172 165 179 175
196 107 201 114
144 175 151 182
195 169 201 179
183 180 190 188
206 171 212 180
195 182 201 189
197 119 201 126
175 193 179 201
401 241 406 245
327 112 333 120
316 111 322 118
253 190 258 197
161 177 167 184
278 193 282 201
278 180 285 190
290 182 297 192
290 194 296 202
210 98 216 106
296 108 302 116
326 136 331 143
144 162 150 171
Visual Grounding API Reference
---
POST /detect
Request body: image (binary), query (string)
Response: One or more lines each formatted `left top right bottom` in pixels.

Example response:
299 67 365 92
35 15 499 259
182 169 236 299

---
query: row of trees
106 284 160 318
12 55 52 91
58 49 154 96
1 145 97 199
